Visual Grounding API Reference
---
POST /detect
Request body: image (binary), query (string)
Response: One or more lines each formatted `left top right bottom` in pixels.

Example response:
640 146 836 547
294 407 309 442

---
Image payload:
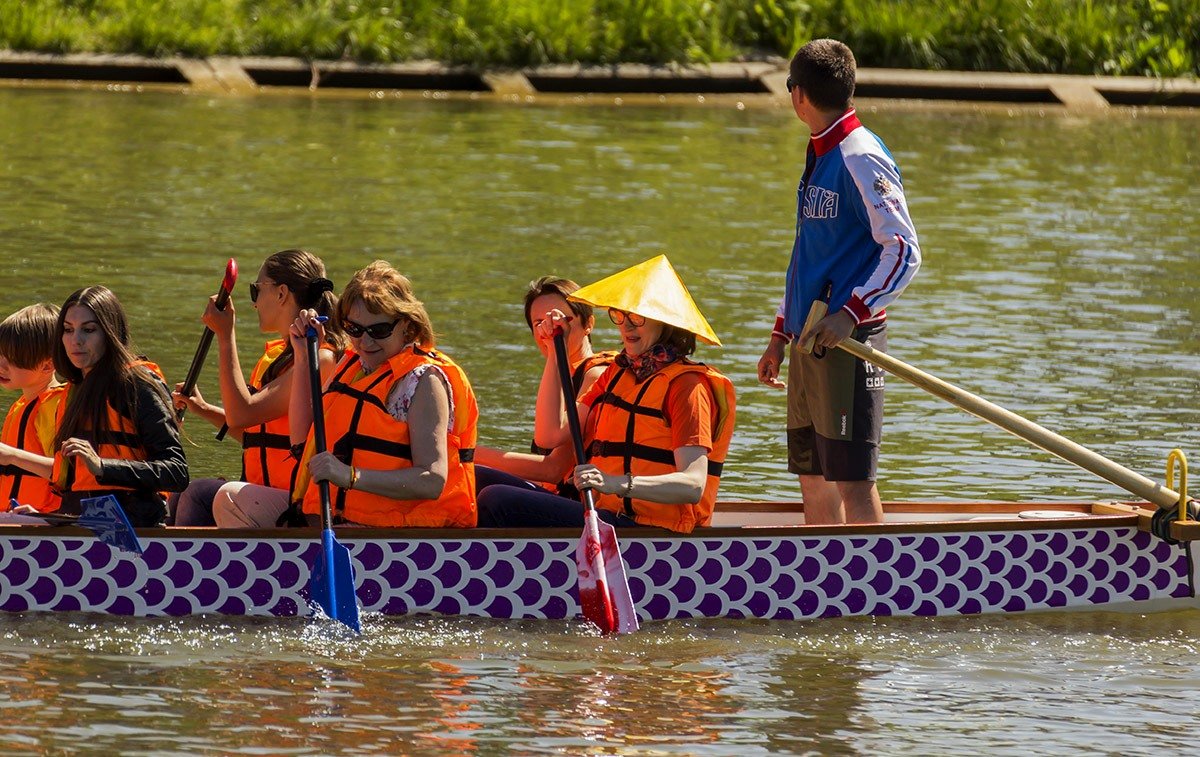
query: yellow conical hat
569 255 721 346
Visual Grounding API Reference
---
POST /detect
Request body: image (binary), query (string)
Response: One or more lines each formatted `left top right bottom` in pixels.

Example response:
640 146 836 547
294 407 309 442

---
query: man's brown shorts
786 322 886 482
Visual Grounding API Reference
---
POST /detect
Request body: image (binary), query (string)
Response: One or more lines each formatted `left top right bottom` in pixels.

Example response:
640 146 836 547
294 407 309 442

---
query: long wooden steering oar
553 329 639 635
801 302 1183 509
177 258 238 427
305 321 361 633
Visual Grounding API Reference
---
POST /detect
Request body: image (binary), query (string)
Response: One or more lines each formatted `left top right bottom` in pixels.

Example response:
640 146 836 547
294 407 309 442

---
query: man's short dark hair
789 39 856 112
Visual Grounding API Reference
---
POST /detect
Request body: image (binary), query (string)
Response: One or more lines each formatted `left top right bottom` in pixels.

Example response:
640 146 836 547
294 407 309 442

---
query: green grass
1 0 1197 76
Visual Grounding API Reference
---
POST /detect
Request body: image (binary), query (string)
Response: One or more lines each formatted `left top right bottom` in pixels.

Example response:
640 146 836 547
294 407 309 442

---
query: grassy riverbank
2 0 1198 77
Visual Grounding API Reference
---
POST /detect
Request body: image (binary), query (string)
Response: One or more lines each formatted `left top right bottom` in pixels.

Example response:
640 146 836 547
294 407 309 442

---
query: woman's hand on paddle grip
172 381 207 414
289 308 325 346
61 438 102 475
573 463 618 495
201 294 235 337
532 309 573 348
309 451 353 489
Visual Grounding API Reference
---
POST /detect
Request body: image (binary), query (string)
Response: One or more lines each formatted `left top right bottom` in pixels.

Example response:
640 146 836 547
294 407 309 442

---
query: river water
0 87 1198 753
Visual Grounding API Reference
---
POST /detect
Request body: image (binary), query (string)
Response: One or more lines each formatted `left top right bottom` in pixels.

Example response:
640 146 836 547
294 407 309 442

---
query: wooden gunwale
0 501 1150 541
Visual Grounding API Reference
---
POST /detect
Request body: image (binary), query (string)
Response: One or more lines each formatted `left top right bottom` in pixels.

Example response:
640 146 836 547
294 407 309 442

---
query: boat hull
1 510 1194 621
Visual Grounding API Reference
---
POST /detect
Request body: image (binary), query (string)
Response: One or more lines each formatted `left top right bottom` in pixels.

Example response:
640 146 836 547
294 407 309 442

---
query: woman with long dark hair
53 286 188 527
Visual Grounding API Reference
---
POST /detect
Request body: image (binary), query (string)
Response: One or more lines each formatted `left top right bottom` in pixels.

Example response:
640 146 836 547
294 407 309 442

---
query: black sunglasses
343 318 402 340
249 281 264 303
608 309 646 327
786 75 798 93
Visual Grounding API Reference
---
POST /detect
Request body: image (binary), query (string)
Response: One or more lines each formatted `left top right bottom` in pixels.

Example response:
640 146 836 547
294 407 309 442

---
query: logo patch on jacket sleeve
872 174 895 198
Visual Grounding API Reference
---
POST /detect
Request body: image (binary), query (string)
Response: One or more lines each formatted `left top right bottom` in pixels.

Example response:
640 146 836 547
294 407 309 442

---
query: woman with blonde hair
284 260 479 528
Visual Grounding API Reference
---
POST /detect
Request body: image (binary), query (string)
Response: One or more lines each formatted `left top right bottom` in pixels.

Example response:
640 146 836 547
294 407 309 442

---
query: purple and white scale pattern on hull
0 527 1189 620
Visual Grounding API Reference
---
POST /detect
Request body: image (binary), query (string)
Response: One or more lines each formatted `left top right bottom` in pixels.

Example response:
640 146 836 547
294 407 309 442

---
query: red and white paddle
553 328 639 635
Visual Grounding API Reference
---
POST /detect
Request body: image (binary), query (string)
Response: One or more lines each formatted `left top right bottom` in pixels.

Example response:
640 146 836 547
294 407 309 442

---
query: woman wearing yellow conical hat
477 255 736 533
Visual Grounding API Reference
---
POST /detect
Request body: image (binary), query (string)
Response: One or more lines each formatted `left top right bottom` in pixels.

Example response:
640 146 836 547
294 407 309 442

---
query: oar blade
596 517 639 634
310 529 361 633
77 495 143 556
574 509 643 634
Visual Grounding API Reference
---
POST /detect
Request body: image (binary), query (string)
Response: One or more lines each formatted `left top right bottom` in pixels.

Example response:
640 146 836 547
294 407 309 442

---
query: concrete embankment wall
2 51 1198 109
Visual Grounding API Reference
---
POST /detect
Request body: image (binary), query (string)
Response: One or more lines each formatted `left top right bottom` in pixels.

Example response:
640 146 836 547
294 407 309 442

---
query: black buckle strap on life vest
337 433 413 461
618 375 659 517
325 381 390 415
459 448 474 463
588 439 725 477
3 398 39 500
589 439 675 467
241 430 291 450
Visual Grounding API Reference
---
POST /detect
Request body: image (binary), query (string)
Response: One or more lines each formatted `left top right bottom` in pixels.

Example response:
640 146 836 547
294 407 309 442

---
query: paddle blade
310 529 361 633
575 510 638 635
596 517 639 634
78 495 143 556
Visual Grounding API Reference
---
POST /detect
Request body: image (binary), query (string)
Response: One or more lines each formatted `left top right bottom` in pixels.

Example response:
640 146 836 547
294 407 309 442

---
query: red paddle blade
596 517 639 634
576 510 639 635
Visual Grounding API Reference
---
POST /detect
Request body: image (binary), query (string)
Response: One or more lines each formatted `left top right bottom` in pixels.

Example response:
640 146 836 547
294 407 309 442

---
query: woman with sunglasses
476 255 737 533
474 275 616 496
283 260 479 528
170 249 346 527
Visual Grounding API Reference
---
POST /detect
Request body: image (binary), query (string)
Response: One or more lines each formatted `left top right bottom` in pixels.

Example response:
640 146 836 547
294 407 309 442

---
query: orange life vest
297 345 479 528
530 350 619 456
0 385 65 512
240 339 296 490
51 361 167 494
584 359 736 532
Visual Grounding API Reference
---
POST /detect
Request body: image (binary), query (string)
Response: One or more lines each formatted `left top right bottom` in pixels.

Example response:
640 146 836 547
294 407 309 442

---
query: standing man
757 39 921 524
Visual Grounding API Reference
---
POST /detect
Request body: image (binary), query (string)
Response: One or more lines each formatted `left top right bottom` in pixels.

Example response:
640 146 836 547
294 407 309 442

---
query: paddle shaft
833 335 1183 509
306 329 335 527
553 330 598 512
179 259 237 422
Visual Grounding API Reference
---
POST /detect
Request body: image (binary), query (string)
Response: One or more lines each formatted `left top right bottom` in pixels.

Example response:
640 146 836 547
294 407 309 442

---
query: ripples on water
1 89 1199 752
2 611 1199 754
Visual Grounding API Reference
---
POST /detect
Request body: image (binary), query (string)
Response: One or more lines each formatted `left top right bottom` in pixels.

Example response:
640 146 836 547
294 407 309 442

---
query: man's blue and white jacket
778 109 921 337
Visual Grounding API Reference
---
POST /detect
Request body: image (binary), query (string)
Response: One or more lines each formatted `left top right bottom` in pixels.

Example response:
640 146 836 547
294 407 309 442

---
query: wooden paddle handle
798 299 828 355
835 336 1183 509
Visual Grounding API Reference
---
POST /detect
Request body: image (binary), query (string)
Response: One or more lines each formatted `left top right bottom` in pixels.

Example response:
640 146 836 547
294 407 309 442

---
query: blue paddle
304 321 361 633
12 494 143 555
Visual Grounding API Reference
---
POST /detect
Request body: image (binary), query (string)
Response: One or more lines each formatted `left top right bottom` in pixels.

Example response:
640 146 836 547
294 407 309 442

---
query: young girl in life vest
170 249 346 528
474 276 616 496
285 260 480 528
476 255 737 534
52 286 189 527
0 303 66 518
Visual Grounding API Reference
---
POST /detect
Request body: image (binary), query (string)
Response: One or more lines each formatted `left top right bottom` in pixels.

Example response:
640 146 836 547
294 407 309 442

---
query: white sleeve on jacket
840 144 922 324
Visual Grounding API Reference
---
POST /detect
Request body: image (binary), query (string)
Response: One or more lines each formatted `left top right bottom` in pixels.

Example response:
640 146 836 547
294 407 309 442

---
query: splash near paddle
304 321 361 634
554 329 639 635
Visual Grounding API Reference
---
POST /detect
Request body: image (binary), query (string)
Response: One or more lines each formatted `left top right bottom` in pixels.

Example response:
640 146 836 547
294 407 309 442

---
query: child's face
0 355 52 392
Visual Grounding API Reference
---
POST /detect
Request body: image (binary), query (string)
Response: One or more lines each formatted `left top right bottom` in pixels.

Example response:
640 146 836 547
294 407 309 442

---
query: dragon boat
1 499 1196 623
